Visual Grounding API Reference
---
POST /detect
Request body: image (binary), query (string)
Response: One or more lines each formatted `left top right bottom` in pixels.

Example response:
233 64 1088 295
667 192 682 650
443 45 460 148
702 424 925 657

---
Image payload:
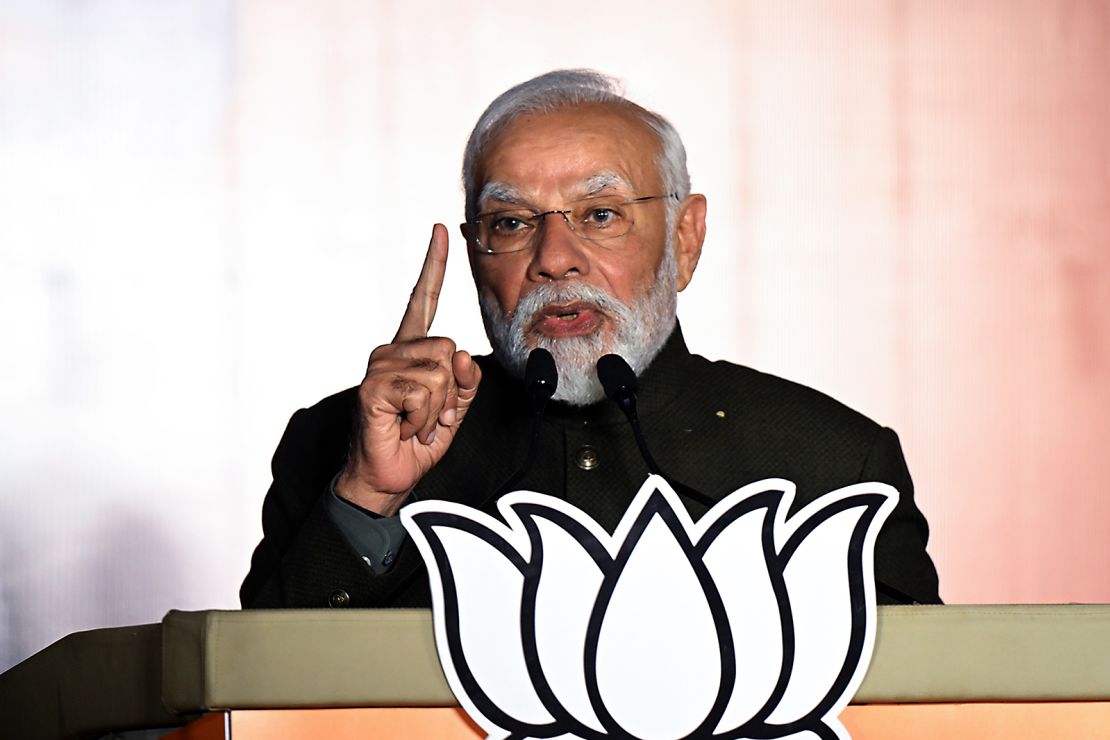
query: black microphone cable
596 353 717 509
491 347 558 498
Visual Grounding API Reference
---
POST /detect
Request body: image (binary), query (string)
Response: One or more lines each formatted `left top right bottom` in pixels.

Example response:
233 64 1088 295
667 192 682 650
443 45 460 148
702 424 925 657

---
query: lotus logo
402 475 896 740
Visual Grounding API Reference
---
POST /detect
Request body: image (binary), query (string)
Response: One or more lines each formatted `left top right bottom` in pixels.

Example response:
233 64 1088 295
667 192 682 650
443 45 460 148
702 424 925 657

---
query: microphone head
524 347 558 401
596 353 638 402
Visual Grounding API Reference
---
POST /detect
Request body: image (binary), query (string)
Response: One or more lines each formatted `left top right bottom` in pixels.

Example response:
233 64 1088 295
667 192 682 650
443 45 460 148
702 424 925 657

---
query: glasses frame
461 192 680 255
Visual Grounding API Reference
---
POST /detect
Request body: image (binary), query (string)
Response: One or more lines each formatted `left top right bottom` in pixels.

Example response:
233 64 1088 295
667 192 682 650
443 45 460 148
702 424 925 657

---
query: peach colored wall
882 1 1110 602
704 1 1110 602
1 0 1107 670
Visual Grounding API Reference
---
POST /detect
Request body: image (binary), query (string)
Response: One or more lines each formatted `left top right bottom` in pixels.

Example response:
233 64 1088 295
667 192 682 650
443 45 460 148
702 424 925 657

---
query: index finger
394 224 449 341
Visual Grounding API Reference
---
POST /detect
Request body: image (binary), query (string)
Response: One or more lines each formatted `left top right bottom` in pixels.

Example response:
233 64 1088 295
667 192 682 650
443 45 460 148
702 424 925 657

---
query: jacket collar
479 322 695 428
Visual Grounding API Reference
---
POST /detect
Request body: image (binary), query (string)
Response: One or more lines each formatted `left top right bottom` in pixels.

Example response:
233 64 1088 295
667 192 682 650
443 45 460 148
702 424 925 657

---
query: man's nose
527 211 590 282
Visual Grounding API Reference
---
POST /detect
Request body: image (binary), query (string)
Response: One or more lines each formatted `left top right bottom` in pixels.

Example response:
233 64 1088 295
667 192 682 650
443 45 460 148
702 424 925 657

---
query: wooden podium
4 605 1110 739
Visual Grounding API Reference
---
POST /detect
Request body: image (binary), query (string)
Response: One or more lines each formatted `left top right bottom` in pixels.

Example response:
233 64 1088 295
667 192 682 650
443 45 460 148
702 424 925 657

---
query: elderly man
240 70 940 609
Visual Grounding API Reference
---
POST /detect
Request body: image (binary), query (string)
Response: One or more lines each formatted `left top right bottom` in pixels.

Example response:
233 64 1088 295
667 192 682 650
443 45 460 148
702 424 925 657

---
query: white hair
462 69 691 224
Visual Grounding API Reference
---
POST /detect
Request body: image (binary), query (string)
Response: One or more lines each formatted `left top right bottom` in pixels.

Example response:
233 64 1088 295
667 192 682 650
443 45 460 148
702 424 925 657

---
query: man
240 69 940 609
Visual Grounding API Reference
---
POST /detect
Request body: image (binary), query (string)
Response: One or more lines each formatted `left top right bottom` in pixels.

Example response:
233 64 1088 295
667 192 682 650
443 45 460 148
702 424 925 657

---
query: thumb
452 350 482 414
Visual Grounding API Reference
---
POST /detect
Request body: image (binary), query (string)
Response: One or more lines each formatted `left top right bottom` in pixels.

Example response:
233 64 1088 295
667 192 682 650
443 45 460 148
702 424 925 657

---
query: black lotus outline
404 477 894 740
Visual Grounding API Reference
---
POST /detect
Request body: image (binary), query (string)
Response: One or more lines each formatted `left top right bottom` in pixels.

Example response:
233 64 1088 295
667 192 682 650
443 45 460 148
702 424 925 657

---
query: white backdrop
2 0 1109 672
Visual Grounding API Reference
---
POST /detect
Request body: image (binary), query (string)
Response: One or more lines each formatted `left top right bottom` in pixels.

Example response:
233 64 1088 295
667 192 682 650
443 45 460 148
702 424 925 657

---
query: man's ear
673 194 707 292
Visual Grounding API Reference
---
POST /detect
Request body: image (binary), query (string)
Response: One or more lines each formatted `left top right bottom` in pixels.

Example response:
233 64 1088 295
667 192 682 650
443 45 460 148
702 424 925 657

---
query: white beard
479 245 678 406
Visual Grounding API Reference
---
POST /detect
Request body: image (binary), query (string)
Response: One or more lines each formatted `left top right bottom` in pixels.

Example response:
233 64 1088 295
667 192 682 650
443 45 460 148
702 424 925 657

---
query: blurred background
1 0 1108 672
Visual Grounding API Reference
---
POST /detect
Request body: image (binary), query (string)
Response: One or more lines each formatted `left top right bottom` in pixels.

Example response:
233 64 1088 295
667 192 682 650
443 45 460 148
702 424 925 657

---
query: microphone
596 354 922 606
596 354 717 509
491 347 558 498
525 345 558 413
596 353 639 419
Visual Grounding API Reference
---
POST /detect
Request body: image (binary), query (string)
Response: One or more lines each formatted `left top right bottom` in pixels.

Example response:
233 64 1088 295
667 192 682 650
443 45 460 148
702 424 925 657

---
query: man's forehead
477 172 634 206
474 104 661 202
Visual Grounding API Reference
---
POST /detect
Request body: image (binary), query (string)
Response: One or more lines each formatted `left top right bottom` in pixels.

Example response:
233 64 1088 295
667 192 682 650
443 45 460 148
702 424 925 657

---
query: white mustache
510 282 633 336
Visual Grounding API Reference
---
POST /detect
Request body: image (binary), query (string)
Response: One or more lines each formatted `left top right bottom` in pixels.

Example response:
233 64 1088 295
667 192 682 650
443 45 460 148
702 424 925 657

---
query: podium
4 605 1110 739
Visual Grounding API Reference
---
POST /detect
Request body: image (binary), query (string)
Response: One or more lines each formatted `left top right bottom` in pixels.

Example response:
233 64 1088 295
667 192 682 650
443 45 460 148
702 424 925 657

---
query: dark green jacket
241 328 940 608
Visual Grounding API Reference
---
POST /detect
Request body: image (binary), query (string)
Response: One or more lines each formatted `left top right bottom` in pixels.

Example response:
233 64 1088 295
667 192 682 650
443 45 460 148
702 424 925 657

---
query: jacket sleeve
862 426 942 604
324 481 408 575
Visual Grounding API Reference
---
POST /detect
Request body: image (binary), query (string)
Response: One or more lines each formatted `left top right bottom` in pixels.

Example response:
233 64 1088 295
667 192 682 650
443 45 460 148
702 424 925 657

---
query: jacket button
574 445 600 471
328 589 351 608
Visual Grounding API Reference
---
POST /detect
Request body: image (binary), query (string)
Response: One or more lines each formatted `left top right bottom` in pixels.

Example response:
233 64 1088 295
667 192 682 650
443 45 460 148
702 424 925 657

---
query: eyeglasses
461 193 679 255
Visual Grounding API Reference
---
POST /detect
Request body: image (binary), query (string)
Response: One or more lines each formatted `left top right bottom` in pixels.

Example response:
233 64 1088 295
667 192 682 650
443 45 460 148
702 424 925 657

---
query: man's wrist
335 468 410 517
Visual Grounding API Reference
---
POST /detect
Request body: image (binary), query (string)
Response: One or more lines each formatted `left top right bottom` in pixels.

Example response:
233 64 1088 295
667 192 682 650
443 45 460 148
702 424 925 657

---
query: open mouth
530 302 603 338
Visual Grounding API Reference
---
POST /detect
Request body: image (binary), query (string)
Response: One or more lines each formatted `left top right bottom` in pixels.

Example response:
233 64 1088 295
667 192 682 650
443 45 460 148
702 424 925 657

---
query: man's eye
490 215 530 233
584 207 623 227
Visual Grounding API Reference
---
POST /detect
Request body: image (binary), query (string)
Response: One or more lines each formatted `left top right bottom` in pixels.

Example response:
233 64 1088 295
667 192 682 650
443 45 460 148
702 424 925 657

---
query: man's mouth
529 301 604 338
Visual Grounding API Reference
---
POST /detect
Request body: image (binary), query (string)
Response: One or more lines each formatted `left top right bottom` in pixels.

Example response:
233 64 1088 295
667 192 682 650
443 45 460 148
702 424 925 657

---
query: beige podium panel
4 604 1110 739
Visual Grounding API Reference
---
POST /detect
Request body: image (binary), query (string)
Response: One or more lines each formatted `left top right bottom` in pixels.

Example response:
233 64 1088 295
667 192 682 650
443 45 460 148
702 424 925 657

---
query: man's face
468 104 705 404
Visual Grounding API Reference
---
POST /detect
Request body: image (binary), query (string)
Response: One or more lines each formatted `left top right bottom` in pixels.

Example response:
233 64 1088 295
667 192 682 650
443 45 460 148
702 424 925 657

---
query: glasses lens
478 209 536 253
568 197 636 241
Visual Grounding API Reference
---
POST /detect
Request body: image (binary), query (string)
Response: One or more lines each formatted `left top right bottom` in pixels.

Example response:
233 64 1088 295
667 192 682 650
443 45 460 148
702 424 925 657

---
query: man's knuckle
390 375 419 395
427 336 456 355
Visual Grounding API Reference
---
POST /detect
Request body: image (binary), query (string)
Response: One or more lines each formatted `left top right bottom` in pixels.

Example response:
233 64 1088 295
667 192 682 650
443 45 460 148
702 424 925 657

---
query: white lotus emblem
401 475 896 740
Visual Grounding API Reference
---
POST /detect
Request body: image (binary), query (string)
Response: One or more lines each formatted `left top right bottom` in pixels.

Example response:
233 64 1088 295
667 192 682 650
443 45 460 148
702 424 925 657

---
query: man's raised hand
336 224 482 516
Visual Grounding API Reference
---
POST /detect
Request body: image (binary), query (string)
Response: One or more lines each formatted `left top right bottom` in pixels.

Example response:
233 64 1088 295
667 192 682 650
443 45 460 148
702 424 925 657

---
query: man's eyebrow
582 172 630 196
478 182 527 206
